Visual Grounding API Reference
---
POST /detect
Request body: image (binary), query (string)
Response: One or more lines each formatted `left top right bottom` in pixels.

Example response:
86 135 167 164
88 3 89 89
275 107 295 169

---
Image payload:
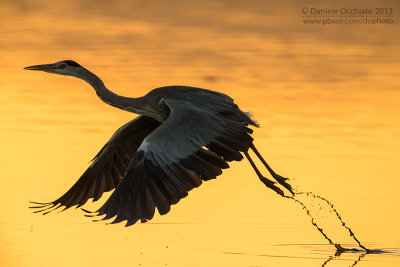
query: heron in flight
25 60 294 226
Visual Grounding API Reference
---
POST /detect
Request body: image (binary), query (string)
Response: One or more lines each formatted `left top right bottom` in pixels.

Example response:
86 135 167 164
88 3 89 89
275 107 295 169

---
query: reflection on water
1 0 400 266
223 243 400 267
224 244 400 266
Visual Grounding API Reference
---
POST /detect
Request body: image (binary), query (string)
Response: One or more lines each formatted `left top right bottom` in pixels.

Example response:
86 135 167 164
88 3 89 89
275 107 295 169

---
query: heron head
24 60 84 77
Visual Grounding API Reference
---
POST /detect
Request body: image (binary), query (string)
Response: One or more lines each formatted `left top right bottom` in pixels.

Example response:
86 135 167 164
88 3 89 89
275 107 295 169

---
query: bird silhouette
25 60 294 226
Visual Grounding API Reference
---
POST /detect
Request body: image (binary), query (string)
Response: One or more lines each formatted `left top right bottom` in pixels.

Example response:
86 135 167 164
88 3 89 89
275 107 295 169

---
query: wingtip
125 219 139 227
31 203 60 215
29 201 51 206
81 208 94 213
81 208 99 217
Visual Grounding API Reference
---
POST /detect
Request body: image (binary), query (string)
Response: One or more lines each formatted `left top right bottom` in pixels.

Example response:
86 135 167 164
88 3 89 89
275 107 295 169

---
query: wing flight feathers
29 116 160 214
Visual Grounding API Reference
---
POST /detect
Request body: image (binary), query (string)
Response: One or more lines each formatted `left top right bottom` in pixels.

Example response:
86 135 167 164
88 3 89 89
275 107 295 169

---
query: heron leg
244 151 285 197
250 144 294 195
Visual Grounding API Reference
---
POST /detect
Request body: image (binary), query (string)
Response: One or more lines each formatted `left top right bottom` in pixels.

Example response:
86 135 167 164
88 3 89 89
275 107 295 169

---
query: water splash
246 144 389 255
277 186 386 254
294 191 369 252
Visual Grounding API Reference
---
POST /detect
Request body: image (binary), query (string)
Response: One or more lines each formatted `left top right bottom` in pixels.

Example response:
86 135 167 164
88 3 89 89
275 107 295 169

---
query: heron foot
272 173 295 195
259 176 285 197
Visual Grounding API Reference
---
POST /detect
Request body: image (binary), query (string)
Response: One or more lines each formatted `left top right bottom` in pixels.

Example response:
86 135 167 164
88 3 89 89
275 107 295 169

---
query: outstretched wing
93 99 256 226
30 116 161 214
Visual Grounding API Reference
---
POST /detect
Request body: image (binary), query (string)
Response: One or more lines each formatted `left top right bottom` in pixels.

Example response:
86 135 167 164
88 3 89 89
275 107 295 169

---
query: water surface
1 0 400 266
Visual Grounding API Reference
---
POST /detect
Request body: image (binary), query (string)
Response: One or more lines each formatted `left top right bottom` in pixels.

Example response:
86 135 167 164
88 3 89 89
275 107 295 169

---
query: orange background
1 0 399 266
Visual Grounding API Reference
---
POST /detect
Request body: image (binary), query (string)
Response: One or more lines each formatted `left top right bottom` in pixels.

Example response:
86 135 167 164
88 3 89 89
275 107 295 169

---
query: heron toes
272 173 295 195
259 176 285 197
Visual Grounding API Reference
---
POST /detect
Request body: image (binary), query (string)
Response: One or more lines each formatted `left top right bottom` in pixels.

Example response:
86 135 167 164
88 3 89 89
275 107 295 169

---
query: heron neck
79 68 145 114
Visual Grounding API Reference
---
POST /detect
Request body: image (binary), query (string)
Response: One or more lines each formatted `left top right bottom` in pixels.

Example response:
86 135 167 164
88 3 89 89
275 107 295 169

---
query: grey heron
25 60 294 226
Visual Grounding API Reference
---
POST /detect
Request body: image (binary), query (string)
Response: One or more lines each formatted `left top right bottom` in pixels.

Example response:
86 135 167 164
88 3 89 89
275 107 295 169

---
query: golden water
1 0 400 266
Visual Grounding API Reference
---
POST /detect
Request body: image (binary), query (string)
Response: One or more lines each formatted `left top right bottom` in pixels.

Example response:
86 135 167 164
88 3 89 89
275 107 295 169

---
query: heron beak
24 63 58 71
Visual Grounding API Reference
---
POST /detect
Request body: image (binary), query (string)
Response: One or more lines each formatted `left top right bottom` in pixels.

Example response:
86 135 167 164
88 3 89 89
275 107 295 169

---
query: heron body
26 60 293 226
